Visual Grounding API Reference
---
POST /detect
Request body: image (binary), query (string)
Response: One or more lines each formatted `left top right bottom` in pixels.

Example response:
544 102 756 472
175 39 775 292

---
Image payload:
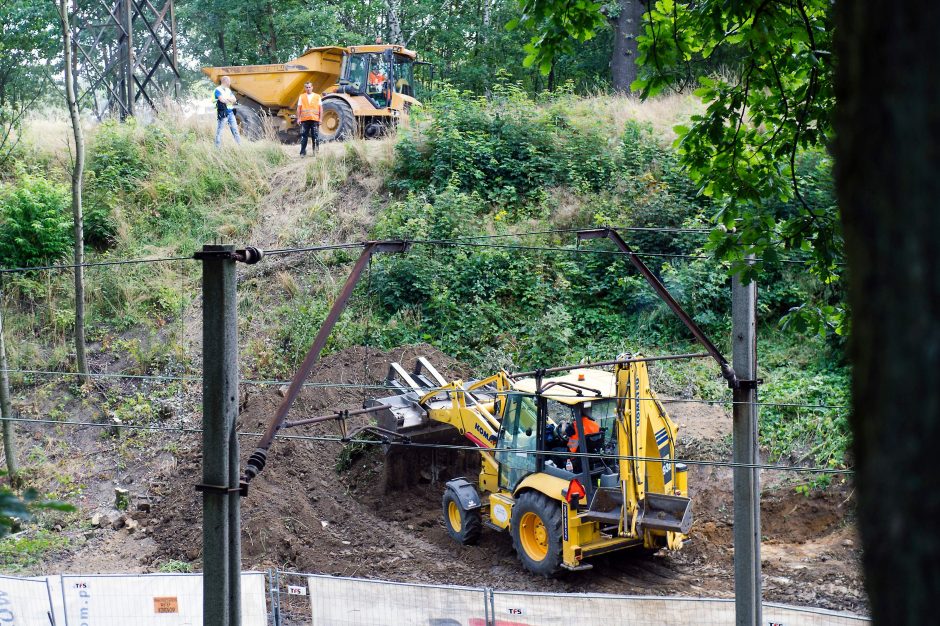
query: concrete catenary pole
200 244 240 626
732 255 761 625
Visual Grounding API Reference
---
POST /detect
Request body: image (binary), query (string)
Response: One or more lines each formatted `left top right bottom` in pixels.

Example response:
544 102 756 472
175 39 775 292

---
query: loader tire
511 491 563 577
319 99 355 142
442 489 481 545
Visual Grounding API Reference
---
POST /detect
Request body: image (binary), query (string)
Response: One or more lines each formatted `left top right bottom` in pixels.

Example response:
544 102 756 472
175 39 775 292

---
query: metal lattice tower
72 0 181 119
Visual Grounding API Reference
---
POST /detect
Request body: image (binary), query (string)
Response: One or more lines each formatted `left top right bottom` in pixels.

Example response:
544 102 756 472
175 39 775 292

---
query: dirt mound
145 343 473 575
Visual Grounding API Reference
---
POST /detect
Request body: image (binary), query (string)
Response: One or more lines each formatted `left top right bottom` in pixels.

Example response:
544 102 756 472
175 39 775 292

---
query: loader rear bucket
637 493 693 534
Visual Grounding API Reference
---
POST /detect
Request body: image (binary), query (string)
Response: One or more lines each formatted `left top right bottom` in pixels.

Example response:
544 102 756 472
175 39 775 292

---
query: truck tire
319 99 355 142
442 489 481 545
511 491 564 577
235 98 264 141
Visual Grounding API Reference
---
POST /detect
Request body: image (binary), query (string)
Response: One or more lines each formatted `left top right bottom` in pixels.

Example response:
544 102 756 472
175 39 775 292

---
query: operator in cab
296 81 322 156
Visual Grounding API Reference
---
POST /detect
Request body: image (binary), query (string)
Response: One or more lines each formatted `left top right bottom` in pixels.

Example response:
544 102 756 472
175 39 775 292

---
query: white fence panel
59 572 267 626
0 574 56 625
764 602 872 626
490 591 869 626
307 575 488 626
492 592 733 626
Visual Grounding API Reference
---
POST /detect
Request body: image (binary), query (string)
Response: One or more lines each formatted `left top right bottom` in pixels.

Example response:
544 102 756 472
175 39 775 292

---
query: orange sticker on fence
153 596 179 613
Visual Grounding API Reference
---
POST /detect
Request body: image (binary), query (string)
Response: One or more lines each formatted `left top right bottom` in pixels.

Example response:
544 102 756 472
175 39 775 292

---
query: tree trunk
0 303 18 487
387 0 403 44
609 0 644 93
58 0 88 385
833 1 940 622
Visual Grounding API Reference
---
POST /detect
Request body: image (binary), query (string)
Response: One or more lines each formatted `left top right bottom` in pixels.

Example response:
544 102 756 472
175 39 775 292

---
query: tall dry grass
566 92 701 142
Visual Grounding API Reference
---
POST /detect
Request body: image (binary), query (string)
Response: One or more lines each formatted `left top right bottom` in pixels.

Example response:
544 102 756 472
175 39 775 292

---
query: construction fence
0 570 870 626
0 570 869 626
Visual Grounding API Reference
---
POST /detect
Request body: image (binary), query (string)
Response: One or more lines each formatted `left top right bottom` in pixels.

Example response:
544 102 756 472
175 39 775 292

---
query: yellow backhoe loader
202 44 426 141
366 356 692 576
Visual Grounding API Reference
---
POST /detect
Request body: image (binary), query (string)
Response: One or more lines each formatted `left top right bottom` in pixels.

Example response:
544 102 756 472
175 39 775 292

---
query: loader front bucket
637 493 693 534
365 358 462 443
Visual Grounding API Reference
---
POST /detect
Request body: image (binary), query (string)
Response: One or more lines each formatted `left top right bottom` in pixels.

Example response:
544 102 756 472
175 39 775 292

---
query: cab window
495 393 539 491
345 54 368 92
393 55 415 96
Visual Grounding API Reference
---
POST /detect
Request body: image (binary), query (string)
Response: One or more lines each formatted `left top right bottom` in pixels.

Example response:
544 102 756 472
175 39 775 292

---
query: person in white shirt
214 76 241 147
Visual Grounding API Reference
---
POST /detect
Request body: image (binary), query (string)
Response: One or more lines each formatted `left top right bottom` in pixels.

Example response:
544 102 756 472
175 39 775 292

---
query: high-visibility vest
567 416 601 453
297 92 321 122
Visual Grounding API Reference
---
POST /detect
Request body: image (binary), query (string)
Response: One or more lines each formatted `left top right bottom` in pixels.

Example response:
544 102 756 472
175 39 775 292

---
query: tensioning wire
0 415 851 475
0 367 849 411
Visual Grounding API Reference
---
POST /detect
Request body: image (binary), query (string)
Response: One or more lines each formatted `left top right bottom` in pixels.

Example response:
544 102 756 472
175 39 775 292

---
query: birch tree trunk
58 0 88 384
387 0 403 44
0 303 18 486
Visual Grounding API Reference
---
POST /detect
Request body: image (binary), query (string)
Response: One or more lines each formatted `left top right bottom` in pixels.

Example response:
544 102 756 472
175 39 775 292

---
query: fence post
732 255 762 625
200 244 240 626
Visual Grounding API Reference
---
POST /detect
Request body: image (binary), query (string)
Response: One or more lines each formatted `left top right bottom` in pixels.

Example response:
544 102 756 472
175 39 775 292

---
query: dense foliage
0 172 72 268
516 0 842 335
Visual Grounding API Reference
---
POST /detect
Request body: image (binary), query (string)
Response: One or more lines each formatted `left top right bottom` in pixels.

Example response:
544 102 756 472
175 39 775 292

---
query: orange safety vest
567 416 601 453
297 92 321 122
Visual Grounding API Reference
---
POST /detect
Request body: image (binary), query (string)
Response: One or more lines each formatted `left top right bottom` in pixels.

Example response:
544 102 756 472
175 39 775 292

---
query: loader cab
506 371 623 502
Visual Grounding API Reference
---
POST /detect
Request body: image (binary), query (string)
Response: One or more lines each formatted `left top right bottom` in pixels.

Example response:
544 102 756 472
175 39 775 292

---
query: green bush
392 85 624 212
0 174 72 268
88 120 147 192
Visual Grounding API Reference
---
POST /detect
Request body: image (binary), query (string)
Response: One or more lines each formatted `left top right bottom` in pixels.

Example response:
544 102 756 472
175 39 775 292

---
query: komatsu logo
634 376 641 429
475 423 497 443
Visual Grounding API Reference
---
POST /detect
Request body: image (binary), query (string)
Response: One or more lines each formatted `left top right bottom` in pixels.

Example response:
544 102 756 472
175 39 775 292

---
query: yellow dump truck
202 44 424 141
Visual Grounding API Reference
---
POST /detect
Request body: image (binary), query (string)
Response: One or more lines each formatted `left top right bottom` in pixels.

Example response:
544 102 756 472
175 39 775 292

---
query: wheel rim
447 501 462 532
322 109 340 134
519 511 548 561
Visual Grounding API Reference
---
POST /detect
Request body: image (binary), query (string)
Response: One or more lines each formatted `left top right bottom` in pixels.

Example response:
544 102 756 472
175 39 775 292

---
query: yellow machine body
393 359 692 575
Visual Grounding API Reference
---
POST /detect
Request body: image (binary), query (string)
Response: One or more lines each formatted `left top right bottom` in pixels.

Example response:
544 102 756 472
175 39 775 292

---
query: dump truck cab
321 45 422 140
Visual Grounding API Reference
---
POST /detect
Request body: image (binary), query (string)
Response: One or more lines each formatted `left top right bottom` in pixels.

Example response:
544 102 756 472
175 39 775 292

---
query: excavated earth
17 344 866 618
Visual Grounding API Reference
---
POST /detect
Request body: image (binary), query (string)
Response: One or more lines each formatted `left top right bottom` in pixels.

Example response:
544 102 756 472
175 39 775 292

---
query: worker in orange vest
296 82 322 156
566 415 601 454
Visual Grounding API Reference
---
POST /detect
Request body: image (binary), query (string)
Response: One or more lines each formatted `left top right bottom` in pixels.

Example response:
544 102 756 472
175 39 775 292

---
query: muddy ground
10 344 866 618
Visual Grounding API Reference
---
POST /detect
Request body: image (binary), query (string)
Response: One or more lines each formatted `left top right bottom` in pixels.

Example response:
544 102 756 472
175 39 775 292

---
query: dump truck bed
202 47 345 109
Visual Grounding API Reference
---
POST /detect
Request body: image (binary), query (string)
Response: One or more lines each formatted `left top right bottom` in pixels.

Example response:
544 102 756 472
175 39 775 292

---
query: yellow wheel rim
322 110 340 133
447 500 462 532
519 511 548 561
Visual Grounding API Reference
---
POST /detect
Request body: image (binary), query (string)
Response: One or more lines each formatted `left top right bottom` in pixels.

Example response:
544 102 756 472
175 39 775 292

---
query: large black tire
319 99 356 142
442 489 481 546
233 106 263 140
510 491 564 577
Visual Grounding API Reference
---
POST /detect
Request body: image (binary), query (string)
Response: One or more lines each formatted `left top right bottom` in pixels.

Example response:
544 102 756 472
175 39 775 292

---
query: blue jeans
215 110 241 147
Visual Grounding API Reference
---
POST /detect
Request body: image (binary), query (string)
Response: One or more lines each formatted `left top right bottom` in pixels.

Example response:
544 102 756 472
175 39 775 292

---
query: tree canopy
518 0 842 334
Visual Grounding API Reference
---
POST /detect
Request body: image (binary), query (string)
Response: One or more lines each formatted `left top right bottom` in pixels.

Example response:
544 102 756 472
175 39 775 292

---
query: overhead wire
0 254 195 275
0 367 850 411
0 414 853 475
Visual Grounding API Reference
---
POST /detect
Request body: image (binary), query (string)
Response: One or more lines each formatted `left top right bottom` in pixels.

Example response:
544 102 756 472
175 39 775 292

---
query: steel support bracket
732 378 763 390
193 246 264 264
195 482 247 497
